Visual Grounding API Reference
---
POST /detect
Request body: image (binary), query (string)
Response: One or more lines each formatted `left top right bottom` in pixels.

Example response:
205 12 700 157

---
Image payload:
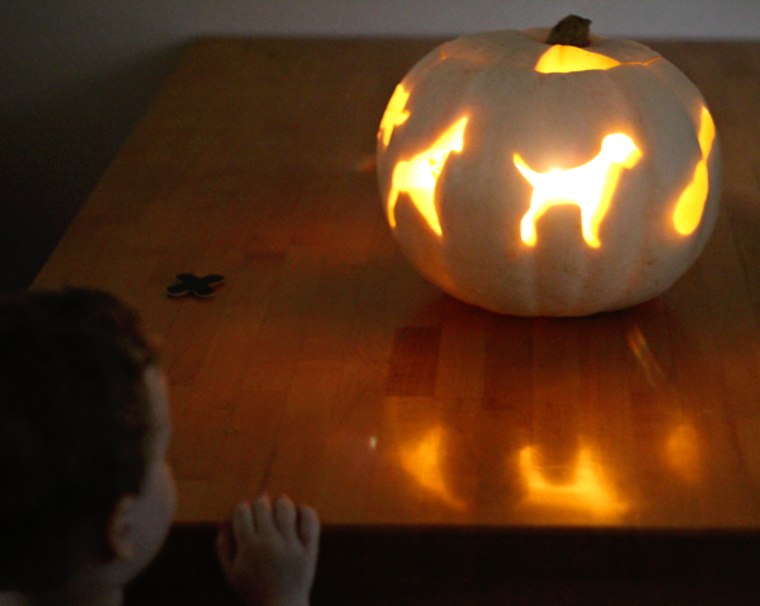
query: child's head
0 288 176 595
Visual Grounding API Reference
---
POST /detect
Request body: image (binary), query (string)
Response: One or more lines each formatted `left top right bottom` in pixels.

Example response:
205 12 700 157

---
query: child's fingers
273 495 298 539
297 504 321 554
215 522 235 577
252 494 276 538
231 501 255 545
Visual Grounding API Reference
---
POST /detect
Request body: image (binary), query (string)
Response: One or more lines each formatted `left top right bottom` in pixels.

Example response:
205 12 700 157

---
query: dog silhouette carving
514 133 642 248
387 117 468 237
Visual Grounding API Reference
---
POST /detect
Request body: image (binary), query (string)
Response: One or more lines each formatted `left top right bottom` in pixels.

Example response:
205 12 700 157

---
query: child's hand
216 494 320 606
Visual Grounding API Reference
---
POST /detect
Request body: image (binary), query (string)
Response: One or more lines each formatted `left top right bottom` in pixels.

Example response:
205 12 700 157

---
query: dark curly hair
0 288 159 592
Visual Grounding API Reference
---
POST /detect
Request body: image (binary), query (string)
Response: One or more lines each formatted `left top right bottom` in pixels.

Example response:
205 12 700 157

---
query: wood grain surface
33 38 760 529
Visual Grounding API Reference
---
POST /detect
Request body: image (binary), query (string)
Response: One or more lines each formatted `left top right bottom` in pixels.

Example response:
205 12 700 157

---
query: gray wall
2 1 758 292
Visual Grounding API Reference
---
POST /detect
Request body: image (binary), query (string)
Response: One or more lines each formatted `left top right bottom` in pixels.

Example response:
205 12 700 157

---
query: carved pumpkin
377 16 720 316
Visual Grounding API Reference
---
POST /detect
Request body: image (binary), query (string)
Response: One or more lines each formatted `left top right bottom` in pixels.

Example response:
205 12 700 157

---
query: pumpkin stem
546 15 592 47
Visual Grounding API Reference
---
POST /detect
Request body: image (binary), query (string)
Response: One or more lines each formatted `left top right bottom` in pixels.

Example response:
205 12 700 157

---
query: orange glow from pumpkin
400 427 467 511
518 446 628 518
535 45 621 73
515 133 642 248
387 116 468 237
665 423 701 485
378 84 411 147
626 324 664 387
672 106 716 236
535 45 659 74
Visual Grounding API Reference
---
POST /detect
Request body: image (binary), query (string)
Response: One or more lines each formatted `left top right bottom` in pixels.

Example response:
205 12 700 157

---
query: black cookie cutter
166 273 225 298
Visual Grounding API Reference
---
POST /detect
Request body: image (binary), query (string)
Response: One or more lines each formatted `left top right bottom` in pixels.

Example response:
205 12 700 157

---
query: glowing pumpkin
377 16 720 316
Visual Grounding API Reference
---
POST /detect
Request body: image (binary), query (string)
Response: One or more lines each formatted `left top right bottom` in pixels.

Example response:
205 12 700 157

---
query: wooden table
33 38 760 538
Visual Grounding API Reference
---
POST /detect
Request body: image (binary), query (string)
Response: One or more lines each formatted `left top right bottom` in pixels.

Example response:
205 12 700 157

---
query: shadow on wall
0 43 185 294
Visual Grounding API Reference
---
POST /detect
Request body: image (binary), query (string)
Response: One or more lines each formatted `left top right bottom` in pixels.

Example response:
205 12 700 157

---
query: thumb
216 522 235 578
298 505 321 557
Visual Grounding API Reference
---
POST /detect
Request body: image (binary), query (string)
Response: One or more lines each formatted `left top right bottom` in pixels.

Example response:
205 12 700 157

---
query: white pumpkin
377 16 720 316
